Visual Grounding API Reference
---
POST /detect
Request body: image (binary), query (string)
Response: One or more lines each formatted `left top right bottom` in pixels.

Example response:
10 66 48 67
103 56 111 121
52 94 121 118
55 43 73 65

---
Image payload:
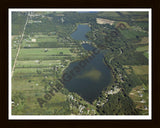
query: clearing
136 45 148 52
132 65 148 75
96 18 115 25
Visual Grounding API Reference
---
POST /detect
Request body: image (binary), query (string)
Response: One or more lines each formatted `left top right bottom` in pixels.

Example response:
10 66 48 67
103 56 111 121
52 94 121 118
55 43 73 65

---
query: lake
64 24 112 103
71 24 91 41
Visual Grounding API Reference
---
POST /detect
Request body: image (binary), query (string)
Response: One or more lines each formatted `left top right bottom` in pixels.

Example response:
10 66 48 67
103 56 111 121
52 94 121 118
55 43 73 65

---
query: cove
64 24 112 103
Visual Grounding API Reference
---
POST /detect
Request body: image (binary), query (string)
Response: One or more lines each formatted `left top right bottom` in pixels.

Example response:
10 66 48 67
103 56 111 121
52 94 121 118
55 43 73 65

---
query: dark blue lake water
71 25 91 41
64 24 112 103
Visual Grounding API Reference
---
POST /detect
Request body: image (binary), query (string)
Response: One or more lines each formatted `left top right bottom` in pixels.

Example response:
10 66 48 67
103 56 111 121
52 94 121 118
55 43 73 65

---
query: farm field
136 37 148 44
123 65 148 77
97 12 120 17
17 47 75 61
18 48 72 56
119 29 147 40
143 52 149 59
132 65 148 75
12 37 76 115
135 37 149 59
136 45 148 52
16 60 61 68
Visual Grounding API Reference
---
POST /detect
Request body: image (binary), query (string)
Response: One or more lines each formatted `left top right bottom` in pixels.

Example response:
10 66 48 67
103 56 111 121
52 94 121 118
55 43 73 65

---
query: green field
97 12 120 17
120 29 147 40
137 37 148 44
143 52 149 59
12 31 77 115
19 48 71 55
136 45 148 52
17 48 73 60
37 37 57 42
132 65 148 75
16 60 61 68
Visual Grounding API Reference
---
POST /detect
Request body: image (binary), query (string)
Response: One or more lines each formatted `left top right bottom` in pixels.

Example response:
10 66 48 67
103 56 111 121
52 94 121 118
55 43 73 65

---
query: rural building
44 48 48 52
32 39 36 42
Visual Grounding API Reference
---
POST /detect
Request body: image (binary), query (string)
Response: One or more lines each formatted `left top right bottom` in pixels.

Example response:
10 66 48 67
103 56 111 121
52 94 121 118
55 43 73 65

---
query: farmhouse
32 39 36 42
144 105 148 110
44 48 48 52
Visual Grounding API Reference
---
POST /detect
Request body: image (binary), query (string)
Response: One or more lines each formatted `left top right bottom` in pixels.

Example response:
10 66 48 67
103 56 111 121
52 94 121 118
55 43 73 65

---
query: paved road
11 14 29 77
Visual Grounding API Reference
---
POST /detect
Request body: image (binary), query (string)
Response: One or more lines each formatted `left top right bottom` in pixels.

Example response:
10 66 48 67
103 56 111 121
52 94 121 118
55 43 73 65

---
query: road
109 48 122 64
118 48 122 56
11 14 29 77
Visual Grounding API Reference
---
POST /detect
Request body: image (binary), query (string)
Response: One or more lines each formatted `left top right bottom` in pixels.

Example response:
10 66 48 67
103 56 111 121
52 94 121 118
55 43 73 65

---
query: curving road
109 48 122 64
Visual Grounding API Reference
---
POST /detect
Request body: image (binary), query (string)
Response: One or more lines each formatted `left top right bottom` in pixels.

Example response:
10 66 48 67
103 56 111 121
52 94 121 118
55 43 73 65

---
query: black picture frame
0 0 160 128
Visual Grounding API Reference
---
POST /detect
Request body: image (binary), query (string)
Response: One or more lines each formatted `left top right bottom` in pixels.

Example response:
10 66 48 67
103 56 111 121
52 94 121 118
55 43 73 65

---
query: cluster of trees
25 14 74 36
114 51 148 65
12 12 28 35
12 91 26 114
50 12 97 25
97 92 139 115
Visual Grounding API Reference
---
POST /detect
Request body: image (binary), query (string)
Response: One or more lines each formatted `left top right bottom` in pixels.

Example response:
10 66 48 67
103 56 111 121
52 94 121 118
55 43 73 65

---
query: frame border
9 8 152 120
0 0 160 128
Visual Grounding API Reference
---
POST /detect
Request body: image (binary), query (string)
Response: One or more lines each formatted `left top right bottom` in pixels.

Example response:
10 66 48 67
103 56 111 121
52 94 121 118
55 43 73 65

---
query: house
139 93 143 97
144 105 148 110
101 103 105 106
140 99 145 103
68 95 74 100
108 90 113 95
142 87 146 90
87 109 90 114
32 39 36 42
44 48 48 52
106 98 109 102
61 65 64 68
35 60 40 63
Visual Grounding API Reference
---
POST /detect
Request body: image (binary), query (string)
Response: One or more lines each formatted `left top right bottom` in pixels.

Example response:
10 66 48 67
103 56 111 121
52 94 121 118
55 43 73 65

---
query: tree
59 52 63 55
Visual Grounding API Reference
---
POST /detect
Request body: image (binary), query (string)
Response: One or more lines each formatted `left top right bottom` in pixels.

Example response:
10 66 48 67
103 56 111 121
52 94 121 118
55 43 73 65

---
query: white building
32 39 36 42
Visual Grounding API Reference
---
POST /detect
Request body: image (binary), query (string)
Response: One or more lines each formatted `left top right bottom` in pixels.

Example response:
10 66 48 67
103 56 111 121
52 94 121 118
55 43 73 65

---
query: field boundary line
11 13 29 77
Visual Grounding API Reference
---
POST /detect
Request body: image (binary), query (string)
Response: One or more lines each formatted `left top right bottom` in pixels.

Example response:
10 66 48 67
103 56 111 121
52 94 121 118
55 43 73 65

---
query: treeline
97 91 139 115
47 12 97 25
38 42 65 48
12 12 28 35
114 52 148 65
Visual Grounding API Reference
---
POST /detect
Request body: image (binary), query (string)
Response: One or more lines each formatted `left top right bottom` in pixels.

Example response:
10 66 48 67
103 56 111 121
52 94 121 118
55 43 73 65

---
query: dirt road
11 14 29 77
